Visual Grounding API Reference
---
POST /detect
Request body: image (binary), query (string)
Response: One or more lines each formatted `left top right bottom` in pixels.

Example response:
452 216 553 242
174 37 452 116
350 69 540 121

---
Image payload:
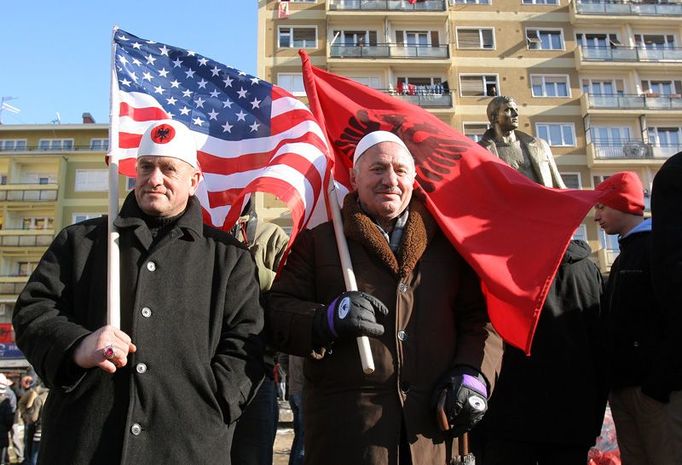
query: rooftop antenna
51 112 61 125
0 97 21 124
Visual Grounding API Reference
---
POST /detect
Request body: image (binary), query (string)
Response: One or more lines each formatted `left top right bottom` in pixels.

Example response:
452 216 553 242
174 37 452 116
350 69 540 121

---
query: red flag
300 50 604 354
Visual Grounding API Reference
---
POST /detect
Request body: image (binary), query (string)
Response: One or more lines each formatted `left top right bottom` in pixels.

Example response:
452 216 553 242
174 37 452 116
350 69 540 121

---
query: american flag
110 28 331 238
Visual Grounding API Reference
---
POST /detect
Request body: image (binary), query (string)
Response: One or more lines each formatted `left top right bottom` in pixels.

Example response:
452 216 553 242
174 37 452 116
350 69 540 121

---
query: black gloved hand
433 366 488 436
312 291 388 348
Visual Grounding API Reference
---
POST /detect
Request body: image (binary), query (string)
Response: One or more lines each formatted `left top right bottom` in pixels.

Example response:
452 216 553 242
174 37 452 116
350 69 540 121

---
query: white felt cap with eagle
353 131 410 167
137 119 199 169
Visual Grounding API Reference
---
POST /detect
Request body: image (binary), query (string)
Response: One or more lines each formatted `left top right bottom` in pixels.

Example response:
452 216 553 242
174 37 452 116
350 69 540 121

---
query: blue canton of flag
114 30 271 140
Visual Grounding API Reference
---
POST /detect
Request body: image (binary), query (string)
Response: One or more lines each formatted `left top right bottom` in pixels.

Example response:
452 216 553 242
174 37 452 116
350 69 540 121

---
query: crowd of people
8 110 682 465
0 371 47 465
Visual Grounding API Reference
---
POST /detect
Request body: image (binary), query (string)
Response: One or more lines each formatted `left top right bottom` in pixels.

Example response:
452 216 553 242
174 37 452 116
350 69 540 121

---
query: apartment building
257 0 682 270
0 118 123 369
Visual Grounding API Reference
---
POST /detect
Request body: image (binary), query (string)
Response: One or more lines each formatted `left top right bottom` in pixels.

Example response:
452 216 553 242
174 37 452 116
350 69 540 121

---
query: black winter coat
603 224 664 389
475 240 606 447
13 193 265 465
649 151 682 400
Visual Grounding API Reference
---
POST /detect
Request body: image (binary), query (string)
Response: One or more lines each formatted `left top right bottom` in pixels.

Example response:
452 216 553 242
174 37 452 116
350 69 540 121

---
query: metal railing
580 45 682 62
0 186 58 202
575 0 682 16
329 0 447 10
0 232 54 247
591 140 682 159
330 43 449 58
0 144 107 153
379 89 453 107
0 282 27 295
587 93 682 110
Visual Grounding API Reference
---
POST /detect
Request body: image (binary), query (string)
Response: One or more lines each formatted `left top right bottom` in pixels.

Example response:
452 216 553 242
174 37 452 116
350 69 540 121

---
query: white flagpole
328 179 375 374
107 26 121 328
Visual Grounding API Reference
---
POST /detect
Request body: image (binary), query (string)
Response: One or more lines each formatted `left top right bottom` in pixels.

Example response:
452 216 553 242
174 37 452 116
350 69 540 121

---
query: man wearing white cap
267 130 502 465
13 120 265 465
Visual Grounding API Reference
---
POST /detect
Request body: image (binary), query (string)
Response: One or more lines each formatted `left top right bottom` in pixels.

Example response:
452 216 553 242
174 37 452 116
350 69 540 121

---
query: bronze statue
478 96 565 188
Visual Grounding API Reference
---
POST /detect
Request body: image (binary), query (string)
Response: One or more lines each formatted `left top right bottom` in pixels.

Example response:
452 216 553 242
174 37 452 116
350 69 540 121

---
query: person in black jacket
12 119 265 465
649 151 682 462
472 240 606 464
594 171 674 465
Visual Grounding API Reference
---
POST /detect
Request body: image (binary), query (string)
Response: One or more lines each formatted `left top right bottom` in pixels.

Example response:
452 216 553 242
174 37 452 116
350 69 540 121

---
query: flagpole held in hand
328 179 375 374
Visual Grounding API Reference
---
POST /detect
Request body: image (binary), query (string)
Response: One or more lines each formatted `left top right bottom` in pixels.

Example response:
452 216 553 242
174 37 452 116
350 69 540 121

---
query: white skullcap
138 119 199 168
353 131 410 166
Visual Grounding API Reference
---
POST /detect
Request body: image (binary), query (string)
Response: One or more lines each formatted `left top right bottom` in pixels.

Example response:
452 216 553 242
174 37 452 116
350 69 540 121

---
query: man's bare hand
73 326 137 374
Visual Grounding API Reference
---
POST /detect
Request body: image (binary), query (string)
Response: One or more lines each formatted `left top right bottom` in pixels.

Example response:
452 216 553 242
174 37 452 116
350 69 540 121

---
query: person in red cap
595 171 675 465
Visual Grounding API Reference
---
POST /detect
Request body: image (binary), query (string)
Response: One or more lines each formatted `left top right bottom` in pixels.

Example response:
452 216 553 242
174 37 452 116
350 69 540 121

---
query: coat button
131 423 142 435
146 261 156 272
141 307 152 318
400 382 410 393
136 363 147 374
397 330 408 342
398 282 408 293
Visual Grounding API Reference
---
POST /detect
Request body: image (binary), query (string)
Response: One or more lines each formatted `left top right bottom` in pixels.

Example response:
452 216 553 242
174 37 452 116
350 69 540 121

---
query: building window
459 75 498 97
572 224 587 242
22 217 53 230
582 79 624 96
456 28 495 50
278 26 317 48
561 172 582 189
351 76 382 89
648 127 680 157
526 29 564 50
72 213 102 224
90 139 109 151
531 75 570 97
0 139 27 151
395 30 441 49
463 123 490 142
635 34 675 49
290 0 316 2
18 262 39 276
277 73 305 96
75 169 108 192
522 0 558 3
333 30 378 47
641 80 682 96
38 139 74 151
536 123 576 146
452 0 491 4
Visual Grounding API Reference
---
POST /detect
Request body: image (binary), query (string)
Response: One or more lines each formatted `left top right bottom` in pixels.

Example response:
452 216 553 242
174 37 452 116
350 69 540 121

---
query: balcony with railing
0 184 58 202
582 93 682 113
587 139 681 165
0 230 54 248
380 89 453 108
0 144 107 153
329 0 447 10
329 43 449 59
572 0 682 17
0 276 29 296
577 45 682 64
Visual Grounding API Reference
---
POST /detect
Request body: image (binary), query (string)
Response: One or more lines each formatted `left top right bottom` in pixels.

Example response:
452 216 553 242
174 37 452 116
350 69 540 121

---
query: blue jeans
288 392 304 465
231 378 279 465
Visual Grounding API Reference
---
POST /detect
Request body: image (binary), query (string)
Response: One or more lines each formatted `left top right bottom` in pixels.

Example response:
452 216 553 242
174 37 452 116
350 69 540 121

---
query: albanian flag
300 50 604 354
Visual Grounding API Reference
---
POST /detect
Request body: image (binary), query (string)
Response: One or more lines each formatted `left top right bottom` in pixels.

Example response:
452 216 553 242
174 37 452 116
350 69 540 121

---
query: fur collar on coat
342 192 437 282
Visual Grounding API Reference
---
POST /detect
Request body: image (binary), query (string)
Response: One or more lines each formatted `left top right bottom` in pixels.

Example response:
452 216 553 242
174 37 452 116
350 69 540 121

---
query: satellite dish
622 141 650 158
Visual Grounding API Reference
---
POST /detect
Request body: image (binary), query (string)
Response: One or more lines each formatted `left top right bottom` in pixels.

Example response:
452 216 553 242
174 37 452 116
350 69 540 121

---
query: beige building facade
0 120 125 368
257 0 682 271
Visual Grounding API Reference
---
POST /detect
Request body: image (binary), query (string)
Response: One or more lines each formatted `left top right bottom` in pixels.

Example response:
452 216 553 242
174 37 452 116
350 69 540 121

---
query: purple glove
434 366 488 436
312 291 388 347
